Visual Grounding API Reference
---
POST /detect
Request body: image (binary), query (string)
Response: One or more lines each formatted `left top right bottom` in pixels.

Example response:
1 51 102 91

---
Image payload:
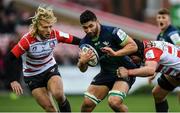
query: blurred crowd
0 0 32 90
0 0 79 90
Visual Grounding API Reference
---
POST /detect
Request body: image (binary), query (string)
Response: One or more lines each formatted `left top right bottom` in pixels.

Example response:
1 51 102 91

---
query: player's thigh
112 81 129 93
32 87 53 106
87 84 109 100
47 75 64 95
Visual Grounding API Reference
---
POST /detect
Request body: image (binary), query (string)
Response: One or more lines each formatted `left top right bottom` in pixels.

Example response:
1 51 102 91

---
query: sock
155 99 168 112
58 98 71 112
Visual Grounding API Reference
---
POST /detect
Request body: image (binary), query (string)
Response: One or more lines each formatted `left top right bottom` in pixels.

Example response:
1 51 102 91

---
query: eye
83 26 88 29
89 24 94 28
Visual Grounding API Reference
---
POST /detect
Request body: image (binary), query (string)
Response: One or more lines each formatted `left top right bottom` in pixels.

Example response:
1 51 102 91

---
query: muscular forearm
116 44 137 56
117 37 137 56
128 66 156 77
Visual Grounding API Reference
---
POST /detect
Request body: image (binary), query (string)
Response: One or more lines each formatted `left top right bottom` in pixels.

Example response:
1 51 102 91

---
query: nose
47 27 51 32
86 28 92 33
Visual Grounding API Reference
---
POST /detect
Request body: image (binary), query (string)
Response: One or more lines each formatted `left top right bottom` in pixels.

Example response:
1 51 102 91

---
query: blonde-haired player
6 5 81 112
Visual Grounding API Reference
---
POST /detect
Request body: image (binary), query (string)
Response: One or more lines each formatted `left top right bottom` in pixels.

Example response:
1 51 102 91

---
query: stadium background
0 0 179 112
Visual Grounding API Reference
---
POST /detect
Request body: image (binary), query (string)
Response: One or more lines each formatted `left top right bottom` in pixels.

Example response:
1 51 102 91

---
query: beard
38 33 50 40
87 32 96 37
87 25 99 38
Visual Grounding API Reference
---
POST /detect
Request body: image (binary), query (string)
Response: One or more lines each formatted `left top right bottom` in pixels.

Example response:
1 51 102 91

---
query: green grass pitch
0 93 179 112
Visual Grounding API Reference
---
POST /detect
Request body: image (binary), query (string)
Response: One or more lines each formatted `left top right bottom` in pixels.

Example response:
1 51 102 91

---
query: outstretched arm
71 36 81 45
5 52 23 95
117 61 158 77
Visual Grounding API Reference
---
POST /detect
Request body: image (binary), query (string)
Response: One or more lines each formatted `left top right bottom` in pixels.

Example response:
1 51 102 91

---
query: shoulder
102 25 124 33
144 48 162 60
20 33 35 44
54 29 70 37
102 25 115 31
167 25 179 35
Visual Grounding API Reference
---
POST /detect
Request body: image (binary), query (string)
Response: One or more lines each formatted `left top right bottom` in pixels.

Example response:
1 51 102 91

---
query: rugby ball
80 44 99 67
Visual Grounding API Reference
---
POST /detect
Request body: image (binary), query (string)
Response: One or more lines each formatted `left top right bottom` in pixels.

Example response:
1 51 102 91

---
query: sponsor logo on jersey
145 50 155 59
117 29 127 41
94 41 100 46
59 31 69 38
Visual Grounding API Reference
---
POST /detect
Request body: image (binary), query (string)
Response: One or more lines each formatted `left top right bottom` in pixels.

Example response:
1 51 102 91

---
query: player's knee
152 89 164 101
82 97 95 108
81 92 101 112
81 98 96 112
51 91 65 103
108 96 122 108
108 96 128 112
84 92 101 105
108 90 127 111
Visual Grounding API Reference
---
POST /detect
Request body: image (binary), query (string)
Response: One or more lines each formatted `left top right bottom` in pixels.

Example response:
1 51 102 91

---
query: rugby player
77 10 138 112
149 8 180 105
6 5 81 112
117 39 180 112
156 8 180 45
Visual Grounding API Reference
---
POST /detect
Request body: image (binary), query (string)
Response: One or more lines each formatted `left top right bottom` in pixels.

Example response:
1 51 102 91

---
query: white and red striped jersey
143 41 180 77
11 29 74 77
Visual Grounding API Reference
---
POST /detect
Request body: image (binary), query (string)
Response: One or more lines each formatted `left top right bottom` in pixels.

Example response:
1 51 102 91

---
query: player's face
82 20 100 38
156 14 170 31
37 20 53 39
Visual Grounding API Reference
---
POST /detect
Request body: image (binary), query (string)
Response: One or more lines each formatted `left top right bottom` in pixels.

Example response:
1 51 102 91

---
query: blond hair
29 5 57 37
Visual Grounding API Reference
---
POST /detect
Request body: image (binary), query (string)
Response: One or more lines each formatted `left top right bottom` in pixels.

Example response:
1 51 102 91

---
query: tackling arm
118 61 158 77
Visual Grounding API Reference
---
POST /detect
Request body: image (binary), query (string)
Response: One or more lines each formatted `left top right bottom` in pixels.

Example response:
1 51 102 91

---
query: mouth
45 34 50 38
87 32 94 37
160 22 164 27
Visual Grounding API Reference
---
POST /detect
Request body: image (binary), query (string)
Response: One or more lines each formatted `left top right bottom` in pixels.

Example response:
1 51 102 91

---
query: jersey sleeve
144 48 163 62
168 31 180 45
112 28 129 46
55 30 73 43
79 37 89 47
11 37 29 58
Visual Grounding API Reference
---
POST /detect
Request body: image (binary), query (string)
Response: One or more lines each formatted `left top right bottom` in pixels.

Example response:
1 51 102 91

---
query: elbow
133 42 138 52
130 43 138 53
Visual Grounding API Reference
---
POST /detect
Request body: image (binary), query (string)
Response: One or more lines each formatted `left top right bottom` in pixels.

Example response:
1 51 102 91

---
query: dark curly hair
131 39 144 59
80 10 97 24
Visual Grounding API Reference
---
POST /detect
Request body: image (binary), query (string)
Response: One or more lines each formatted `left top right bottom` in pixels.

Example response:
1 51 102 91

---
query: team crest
49 41 55 48
32 46 37 52
94 41 100 46
103 41 110 46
